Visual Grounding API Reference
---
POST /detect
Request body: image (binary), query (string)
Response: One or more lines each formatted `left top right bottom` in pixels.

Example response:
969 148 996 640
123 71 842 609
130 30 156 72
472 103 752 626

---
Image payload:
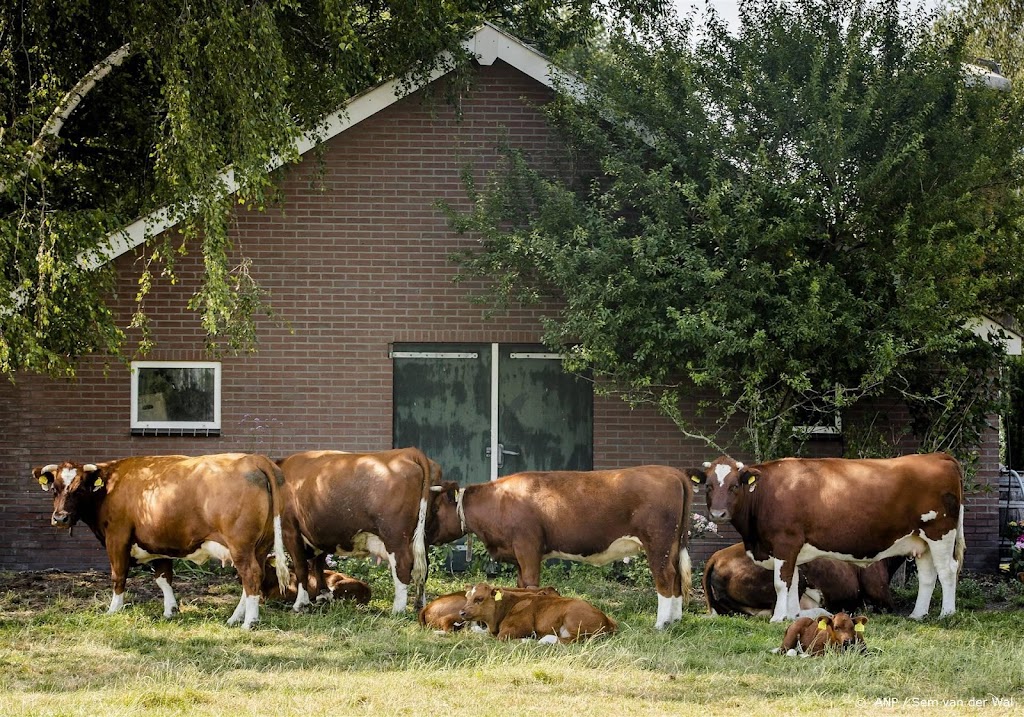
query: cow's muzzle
710 509 730 521
51 511 71 527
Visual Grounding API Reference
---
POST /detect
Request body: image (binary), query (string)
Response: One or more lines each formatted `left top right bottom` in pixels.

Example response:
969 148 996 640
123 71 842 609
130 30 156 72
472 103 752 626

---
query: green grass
1 560 1023 717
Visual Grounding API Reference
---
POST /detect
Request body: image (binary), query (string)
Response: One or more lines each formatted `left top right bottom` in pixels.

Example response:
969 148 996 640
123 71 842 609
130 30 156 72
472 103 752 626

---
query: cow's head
459 582 502 624
426 480 466 545
819 612 868 652
33 461 105 528
687 455 760 522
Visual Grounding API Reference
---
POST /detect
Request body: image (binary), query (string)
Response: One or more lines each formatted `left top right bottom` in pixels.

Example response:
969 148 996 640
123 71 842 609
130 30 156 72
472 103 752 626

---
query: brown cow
459 582 617 643
773 612 869 657
33 454 290 629
276 447 435 614
703 542 900 616
688 453 964 621
418 586 560 632
428 466 693 629
261 566 371 605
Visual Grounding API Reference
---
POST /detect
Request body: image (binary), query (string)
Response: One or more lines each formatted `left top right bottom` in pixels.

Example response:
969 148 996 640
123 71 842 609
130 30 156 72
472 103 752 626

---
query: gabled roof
85 23 576 269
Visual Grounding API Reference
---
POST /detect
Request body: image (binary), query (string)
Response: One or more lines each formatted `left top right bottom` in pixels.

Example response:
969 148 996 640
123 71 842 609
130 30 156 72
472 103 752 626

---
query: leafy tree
0 0 667 377
954 0 1024 88
449 0 1024 460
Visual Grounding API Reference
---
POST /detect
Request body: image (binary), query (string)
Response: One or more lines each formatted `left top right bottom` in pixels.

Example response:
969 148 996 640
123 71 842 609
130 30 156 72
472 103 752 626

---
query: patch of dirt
0 568 239 615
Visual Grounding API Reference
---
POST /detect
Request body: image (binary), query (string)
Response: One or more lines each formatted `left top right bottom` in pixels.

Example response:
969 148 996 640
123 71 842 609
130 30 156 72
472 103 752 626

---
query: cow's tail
410 449 435 602
266 460 291 595
679 478 694 605
955 504 966 575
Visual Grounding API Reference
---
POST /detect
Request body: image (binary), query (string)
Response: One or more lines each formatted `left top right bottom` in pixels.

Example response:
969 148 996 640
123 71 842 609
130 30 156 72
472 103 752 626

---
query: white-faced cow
428 466 693 629
688 453 964 622
33 454 290 629
276 447 436 614
703 542 900 616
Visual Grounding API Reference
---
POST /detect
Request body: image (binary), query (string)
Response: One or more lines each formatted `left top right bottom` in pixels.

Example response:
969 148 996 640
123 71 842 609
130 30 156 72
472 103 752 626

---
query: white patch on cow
292 583 311 613
794 534 926 567
796 607 832 620
543 536 643 566
469 623 488 634
920 510 938 522
59 467 77 485
380 549 407 613
801 588 823 609
242 594 260 630
770 560 801 622
335 532 389 564
130 541 234 567
538 634 560 645
107 591 125 614
227 592 248 626
713 464 731 487
155 576 177 618
912 525 960 619
559 627 572 640
655 593 684 629
466 585 477 600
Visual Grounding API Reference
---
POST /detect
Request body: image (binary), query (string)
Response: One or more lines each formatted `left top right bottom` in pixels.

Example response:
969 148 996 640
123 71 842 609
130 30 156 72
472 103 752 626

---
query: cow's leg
646 540 683 630
227 591 248 626
105 541 131 615
513 545 543 589
282 525 313 612
231 551 264 629
930 531 960 618
386 550 409 613
910 550 939 620
152 559 178 618
771 559 799 622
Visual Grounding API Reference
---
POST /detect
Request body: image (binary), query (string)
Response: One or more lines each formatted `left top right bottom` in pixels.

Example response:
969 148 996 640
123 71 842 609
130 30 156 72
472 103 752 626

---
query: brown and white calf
276 447 435 613
418 586 560 632
459 582 617 643
774 612 869 657
33 454 290 629
703 542 900 616
428 466 693 629
261 567 371 605
689 453 964 622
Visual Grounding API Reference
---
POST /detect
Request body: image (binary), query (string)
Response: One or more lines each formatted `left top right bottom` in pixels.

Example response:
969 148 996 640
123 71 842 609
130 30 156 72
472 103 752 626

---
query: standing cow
688 453 964 622
276 447 436 613
33 454 290 629
428 466 693 629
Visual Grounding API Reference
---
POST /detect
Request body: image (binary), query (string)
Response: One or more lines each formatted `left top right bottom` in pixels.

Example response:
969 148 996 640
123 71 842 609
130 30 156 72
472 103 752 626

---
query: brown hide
276 447 434 610
428 466 693 608
703 543 898 615
778 613 868 656
689 453 964 618
33 454 287 624
261 568 370 604
418 586 560 632
460 582 616 643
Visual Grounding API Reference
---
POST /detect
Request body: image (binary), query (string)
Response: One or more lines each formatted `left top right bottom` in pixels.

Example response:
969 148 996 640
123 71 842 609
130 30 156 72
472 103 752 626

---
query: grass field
1 555 1023 717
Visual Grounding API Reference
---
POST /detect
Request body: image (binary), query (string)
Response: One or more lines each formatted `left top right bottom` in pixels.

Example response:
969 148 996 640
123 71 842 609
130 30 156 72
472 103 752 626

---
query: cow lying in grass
418 586 560 633
261 566 370 605
459 582 616 643
772 612 868 657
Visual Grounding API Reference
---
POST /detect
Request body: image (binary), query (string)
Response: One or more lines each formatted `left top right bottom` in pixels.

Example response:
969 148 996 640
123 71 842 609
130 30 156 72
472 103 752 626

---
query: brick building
0 24 1008 575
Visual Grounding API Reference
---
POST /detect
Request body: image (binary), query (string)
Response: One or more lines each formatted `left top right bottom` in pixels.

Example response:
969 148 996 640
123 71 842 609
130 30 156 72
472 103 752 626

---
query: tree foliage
450 0 1024 460
954 0 1024 89
0 0 666 377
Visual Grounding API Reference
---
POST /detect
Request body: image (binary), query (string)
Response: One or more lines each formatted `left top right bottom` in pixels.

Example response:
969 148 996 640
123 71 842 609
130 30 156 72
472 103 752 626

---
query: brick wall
0 59 1003 575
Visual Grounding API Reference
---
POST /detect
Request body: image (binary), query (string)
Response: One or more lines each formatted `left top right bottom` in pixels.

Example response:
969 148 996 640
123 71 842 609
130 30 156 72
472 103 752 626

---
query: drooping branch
1 42 133 193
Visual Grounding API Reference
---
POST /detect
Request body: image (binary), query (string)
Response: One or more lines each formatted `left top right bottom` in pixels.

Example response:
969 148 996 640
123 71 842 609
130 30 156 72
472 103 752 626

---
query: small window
130 361 221 434
793 407 842 438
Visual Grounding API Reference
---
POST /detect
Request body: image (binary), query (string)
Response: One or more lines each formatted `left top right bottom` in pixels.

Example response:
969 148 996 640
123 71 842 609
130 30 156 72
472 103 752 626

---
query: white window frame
794 413 843 436
130 361 222 431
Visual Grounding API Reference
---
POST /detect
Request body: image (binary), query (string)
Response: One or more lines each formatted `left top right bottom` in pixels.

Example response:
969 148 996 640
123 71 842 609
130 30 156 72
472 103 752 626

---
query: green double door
392 343 593 487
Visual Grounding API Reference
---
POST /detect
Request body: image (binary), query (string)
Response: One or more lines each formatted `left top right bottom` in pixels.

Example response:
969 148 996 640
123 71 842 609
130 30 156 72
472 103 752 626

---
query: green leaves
452 0 1024 459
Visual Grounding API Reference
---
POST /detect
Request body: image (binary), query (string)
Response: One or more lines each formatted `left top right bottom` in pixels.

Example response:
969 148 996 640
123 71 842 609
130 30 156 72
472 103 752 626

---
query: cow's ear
687 469 707 485
816 617 833 631
739 468 761 489
854 616 868 632
33 464 58 491
83 464 105 492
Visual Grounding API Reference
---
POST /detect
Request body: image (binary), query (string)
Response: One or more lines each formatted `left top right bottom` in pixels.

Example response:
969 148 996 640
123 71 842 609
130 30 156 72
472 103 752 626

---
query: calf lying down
261 567 370 605
459 582 617 644
772 612 868 657
419 586 560 633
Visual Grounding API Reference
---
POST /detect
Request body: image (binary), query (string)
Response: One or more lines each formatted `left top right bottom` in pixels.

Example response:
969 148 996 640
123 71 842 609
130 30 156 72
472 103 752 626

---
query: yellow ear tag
854 624 865 633
38 476 48 486
691 476 701 483
494 591 503 602
747 475 756 485
817 619 828 631
93 478 104 488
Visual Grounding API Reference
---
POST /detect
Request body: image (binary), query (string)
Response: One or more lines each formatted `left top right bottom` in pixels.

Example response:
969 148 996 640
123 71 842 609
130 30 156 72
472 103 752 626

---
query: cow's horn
702 461 711 468
83 463 98 472
40 464 59 474
430 485 444 492
736 461 745 470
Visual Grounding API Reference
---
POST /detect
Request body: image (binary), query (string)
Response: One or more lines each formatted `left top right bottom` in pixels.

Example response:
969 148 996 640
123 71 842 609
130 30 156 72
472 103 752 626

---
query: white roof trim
965 315 1022 355
84 23 577 269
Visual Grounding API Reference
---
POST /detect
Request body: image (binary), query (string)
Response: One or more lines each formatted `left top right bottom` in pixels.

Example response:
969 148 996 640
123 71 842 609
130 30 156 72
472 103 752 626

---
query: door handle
486 443 520 468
